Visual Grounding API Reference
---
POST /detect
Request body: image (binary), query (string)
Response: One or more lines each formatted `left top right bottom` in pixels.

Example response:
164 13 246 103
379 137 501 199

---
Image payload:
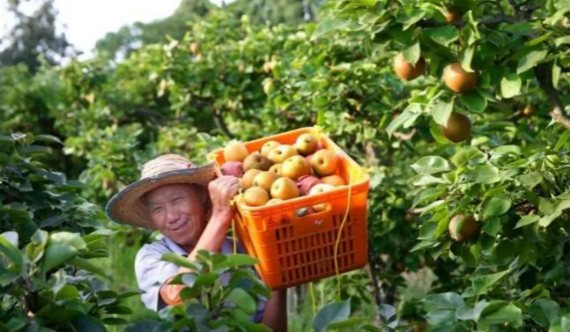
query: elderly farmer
105 154 287 330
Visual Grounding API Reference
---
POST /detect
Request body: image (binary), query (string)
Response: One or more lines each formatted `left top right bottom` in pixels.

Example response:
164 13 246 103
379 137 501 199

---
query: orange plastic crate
211 127 370 290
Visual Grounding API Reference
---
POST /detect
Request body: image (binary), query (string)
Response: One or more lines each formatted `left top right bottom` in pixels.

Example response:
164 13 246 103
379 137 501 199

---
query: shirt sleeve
134 243 181 311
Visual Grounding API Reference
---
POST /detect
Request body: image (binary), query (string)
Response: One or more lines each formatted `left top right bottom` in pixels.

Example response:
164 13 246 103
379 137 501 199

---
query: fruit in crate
309 183 335 212
282 155 312 180
268 144 298 164
269 163 283 176
221 161 244 177
310 149 338 177
296 175 322 196
267 198 284 206
243 187 270 207
321 174 345 187
252 171 280 192
260 140 280 157
243 152 272 171
294 133 318 156
241 169 262 189
270 177 299 200
224 142 249 162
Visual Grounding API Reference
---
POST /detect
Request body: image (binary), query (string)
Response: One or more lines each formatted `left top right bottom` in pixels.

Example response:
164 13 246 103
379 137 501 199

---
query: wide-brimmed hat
105 154 216 229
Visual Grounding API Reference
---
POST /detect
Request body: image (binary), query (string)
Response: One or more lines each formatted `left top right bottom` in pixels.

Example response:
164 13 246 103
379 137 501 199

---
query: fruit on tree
243 187 270 207
243 152 272 171
241 169 262 189
252 171 280 192
444 5 462 23
295 133 318 156
405 213 416 223
268 144 298 164
310 149 338 177
393 53 426 81
263 62 272 73
443 63 478 93
440 112 472 143
448 215 479 241
270 177 299 200
221 161 244 177
224 142 249 162
260 141 280 157
190 42 200 54
282 155 312 180
523 105 535 116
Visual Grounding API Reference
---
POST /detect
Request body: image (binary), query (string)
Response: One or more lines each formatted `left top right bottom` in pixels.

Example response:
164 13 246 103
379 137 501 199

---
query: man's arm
261 289 288 332
159 176 240 305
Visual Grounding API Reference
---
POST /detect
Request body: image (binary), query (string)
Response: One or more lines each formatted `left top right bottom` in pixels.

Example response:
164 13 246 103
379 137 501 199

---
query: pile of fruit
220 133 346 211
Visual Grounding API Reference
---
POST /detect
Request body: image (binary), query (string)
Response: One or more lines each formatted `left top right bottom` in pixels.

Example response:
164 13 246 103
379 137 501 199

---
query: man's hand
208 175 241 222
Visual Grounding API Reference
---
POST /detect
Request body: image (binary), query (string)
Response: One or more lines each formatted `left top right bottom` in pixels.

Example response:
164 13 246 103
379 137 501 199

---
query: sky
0 0 229 59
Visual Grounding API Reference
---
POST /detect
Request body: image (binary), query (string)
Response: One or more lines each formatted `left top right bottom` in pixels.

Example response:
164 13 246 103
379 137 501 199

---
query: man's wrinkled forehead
142 183 197 206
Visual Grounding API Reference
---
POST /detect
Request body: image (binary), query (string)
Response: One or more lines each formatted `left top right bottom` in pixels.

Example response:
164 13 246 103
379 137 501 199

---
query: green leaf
0 233 23 285
452 147 486 167
70 257 108 279
161 253 202 270
464 164 500 184
515 215 540 228
313 300 351 332
553 61 561 89
212 253 258 271
34 135 63 145
71 315 107 332
423 26 459 47
49 232 87 251
422 292 464 311
226 288 256 315
429 95 454 126
413 175 446 186
517 172 543 189
386 104 422 136
456 301 491 322
403 42 421 65
479 302 523 327
482 195 512 218
471 270 510 296
500 73 522 98
397 9 426 30
411 156 450 175
555 36 570 47
517 50 548 74
530 299 561 327
460 45 475 72
460 91 487 113
312 18 354 40
554 131 570 151
41 244 79 272
328 317 370 329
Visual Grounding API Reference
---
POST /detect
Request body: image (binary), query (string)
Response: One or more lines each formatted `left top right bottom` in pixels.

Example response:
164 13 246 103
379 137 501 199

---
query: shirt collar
162 237 189 256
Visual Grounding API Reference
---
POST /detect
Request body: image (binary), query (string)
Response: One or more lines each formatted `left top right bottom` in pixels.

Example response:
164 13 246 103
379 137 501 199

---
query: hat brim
105 162 217 228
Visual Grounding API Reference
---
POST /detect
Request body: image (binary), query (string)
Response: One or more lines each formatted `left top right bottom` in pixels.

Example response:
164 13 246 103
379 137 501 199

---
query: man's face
144 184 207 248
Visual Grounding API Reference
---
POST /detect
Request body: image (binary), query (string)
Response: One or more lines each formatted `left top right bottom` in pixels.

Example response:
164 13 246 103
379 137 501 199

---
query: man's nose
165 207 180 223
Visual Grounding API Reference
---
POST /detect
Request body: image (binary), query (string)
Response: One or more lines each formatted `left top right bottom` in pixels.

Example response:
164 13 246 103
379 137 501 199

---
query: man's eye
152 207 163 214
172 197 183 204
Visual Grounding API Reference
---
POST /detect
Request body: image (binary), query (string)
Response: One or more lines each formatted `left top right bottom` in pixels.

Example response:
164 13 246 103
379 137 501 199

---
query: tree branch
213 108 235 138
534 63 570 131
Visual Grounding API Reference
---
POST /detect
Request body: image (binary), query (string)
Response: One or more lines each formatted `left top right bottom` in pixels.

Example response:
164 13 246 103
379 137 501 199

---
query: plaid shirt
134 236 267 322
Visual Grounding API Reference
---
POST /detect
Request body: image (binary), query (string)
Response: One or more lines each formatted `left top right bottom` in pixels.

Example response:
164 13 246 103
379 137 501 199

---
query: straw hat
105 154 216 229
